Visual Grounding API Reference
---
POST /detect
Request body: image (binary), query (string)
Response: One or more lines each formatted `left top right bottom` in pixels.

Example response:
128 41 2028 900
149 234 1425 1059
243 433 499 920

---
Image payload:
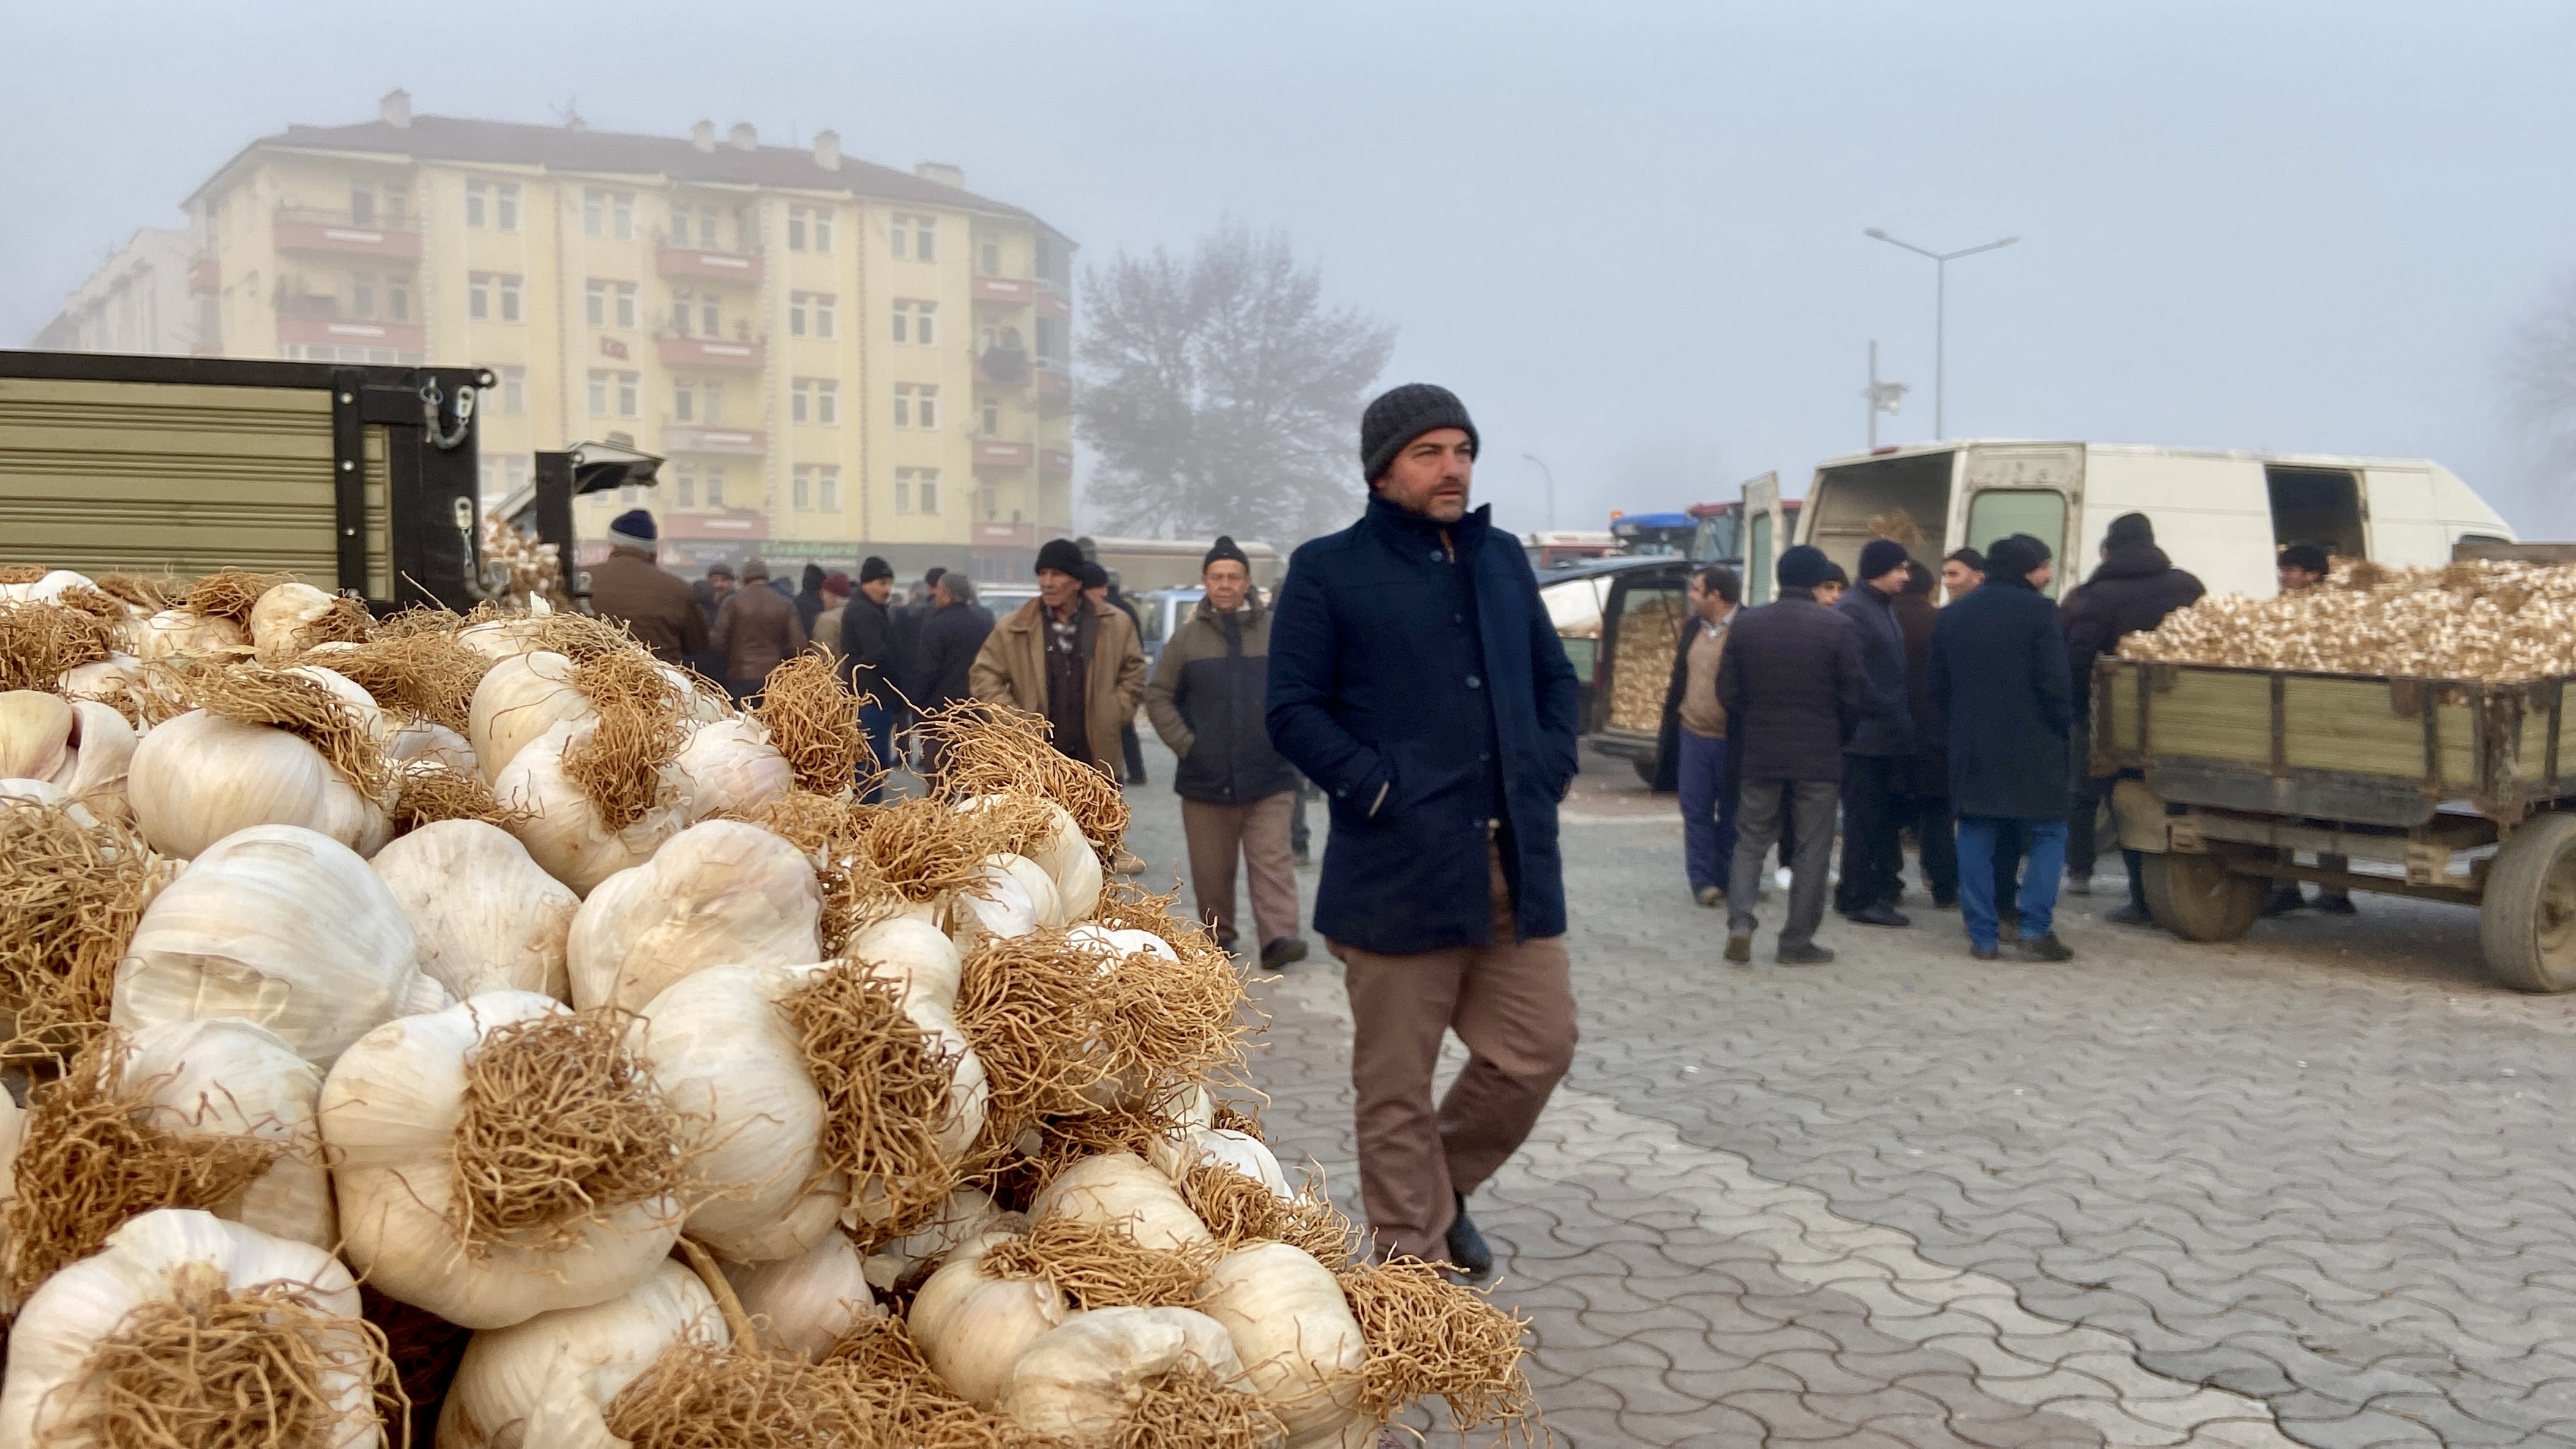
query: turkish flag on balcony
599 336 631 360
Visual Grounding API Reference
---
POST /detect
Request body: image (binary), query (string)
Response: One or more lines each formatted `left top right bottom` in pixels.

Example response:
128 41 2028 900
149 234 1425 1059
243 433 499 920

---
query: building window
468 272 523 323
980 237 1000 275
697 206 719 248
583 189 608 238
791 378 839 426
670 288 692 336
352 273 375 318
615 282 636 329
792 465 812 512
704 465 726 507
787 207 809 252
466 181 487 228
917 468 942 514
585 280 606 327
498 366 527 413
673 463 697 509
790 380 807 424
981 400 1000 436
788 295 805 339
613 192 634 240
893 300 937 345
812 210 834 253
497 184 520 232
586 280 637 330
891 214 937 262
703 381 724 424
699 295 719 336
351 182 376 227
792 293 838 340
818 465 839 512
815 295 835 339
673 378 694 422
894 471 912 514
387 277 411 321
786 207 834 253
589 370 640 419
978 483 1000 521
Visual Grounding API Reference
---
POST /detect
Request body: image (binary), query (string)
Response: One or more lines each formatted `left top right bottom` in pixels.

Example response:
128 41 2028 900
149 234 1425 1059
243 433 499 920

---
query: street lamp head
1864 228 1888 239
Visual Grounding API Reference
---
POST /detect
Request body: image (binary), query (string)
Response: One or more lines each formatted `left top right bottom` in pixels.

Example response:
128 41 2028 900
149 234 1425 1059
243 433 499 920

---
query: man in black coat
1890 561 1958 907
794 562 830 637
838 556 903 801
1930 533 2075 962
1717 544 1862 966
2059 512 2205 922
1833 538 1918 926
913 572 995 785
1268 382 1580 1278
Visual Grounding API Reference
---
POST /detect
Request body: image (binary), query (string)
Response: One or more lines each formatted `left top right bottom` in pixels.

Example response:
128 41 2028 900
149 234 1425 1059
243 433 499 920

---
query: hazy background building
153 89 1073 579
34 228 197 356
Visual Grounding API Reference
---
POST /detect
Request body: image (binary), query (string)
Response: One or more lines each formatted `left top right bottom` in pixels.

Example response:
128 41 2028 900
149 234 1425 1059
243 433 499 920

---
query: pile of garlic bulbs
2119 559 2576 682
0 564 1535 1448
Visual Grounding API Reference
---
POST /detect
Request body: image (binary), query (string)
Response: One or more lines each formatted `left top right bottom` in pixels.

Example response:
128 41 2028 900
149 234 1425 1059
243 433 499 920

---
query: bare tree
1079 221 1396 542
2503 275 2576 536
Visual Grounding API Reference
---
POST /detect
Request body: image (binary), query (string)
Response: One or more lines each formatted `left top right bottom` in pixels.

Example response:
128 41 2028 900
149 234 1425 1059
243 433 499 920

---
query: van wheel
2479 812 2576 993
2141 850 2266 942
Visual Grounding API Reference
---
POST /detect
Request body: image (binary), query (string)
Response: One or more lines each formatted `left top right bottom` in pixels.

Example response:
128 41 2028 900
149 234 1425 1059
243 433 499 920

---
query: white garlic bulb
437 1259 724 1448
722 1228 880 1361
124 1018 336 1251
371 820 577 1000
565 819 821 1011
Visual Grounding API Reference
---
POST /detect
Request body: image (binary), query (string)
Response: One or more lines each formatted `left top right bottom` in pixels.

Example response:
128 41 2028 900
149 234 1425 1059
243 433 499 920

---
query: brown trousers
1180 793 1300 947
1333 850 1577 1264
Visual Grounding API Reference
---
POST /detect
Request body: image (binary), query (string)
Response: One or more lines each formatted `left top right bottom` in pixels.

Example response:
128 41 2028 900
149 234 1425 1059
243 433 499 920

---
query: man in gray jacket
1144 537 1310 970
1833 538 1918 926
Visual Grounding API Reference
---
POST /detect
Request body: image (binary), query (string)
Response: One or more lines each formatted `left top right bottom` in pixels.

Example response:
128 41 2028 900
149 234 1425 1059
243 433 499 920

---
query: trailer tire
2478 812 2576 993
2141 851 2266 943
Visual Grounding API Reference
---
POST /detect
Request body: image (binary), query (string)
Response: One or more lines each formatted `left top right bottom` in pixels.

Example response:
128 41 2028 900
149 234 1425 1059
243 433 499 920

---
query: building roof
190 111 1062 236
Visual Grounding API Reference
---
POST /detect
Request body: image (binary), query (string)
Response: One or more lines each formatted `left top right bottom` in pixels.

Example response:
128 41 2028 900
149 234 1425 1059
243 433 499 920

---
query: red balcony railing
1039 449 1073 477
1035 283 1071 321
970 274 1036 306
661 424 767 456
273 208 422 260
973 441 1033 470
656 247 765 285
656 335 766 370
278 317 425 352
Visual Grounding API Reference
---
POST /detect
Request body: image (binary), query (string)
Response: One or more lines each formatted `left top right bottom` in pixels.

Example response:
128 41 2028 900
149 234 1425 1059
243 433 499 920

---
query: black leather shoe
1724 932 1753 964
2316 892 2357 916
1775 943 1836 965
1843 904 1911 928
2016 932 2075 962
1969 945 2002 961
2107 903 2155 927
1445 1194 1493 1280
1997 920 2022 944
1259 937 1309 970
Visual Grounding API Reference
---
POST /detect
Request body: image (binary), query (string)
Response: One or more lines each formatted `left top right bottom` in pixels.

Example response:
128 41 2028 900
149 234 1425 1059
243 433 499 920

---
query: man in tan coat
970 537 1145 774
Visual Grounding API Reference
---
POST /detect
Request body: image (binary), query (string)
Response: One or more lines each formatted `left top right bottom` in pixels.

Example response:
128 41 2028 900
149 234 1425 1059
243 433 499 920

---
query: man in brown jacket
709 556 805 700
585 511 708 667
970 537 1145 774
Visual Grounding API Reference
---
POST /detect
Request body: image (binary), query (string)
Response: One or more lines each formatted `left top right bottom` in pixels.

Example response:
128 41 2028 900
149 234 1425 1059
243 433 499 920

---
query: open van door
1960 443 2083 599
1742 471 1783 604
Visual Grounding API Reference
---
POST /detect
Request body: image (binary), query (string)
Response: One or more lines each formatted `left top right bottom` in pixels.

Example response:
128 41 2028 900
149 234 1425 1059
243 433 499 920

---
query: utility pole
1521 452 1557 531
1864 229 2018 439
1863 340 1908 449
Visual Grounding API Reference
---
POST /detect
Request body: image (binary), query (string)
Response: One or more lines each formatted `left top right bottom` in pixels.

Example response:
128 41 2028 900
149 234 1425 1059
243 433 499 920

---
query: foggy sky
11 1 2576 541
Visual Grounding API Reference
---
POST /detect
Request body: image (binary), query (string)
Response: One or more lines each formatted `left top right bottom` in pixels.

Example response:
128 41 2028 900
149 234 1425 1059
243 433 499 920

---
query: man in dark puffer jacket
2060 512 2204 922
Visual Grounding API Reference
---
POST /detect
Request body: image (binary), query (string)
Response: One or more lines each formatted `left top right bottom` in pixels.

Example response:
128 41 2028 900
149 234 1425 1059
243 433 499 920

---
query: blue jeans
857 699 895 804
1677 731 1738 892
1957 816 2068 950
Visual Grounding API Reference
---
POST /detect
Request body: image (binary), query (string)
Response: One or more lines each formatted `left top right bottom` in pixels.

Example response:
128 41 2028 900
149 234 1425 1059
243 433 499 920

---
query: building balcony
1034 282 1071 321
970 274 1037 307
661 423 766 456
656 245 765 285
973 520 1037 550
975 347 1033 388
1039 449 1073 478
1036 364 1069 400
662 510 771 543
278 315 425 352
189 255 220 295
656 334 766 370
273 207 422 260
973 440 1034 471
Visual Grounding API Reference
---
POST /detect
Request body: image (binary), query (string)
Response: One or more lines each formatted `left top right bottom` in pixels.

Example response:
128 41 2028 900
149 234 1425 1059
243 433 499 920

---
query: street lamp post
1864 228 2018 439
1521 452 1556 531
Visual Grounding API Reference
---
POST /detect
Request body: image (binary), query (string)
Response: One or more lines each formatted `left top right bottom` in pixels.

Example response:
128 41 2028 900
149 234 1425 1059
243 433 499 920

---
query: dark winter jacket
1268 497 1580 954
1891 590 1944 798
1145 597 1299 806
2060 543 2205 725
1714 588 1862 783
891 596 934 707
710 580 806 686
1928 575 2073 820
1834 581 1914 757
587 547 708 668
915 600 995 709
836 593 901 704
794 587 828 637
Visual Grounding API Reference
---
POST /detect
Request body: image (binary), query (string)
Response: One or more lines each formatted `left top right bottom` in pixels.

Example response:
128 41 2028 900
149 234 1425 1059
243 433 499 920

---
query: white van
1740 441 2517 602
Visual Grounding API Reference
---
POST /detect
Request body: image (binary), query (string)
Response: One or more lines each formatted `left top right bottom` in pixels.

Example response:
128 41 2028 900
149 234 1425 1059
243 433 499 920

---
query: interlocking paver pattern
1112 735 2576 1446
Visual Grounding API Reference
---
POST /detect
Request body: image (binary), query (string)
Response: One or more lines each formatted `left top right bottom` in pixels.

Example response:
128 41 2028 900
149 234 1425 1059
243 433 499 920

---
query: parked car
1538 555 1694 784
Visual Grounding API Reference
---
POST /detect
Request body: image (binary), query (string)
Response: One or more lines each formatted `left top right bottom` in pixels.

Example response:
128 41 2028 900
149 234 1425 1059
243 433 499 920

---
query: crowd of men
1655 510 2352 965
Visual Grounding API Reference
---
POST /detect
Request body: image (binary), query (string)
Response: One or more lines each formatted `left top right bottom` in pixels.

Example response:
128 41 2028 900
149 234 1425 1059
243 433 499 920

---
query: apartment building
169 90 1074 578
32 228 198 356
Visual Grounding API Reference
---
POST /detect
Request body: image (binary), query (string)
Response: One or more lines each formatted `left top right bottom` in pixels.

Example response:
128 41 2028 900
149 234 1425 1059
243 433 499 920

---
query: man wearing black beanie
1267 383 1579 1281
1717 544 1864 965
969 537 1147 774
1833 537 1920 927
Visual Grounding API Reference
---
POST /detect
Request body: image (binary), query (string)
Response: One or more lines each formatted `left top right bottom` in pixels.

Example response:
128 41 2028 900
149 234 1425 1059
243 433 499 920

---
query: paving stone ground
1110 735 2576 1448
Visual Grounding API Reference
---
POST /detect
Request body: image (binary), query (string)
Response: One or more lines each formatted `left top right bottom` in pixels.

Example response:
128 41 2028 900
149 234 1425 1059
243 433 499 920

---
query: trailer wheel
2478 812 2576 993
2141 850 2266 943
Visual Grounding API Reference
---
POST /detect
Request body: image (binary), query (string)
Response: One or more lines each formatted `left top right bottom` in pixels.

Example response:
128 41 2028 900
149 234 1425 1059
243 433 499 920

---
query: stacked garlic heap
2120 559 2576 682
0 564 1536 1448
